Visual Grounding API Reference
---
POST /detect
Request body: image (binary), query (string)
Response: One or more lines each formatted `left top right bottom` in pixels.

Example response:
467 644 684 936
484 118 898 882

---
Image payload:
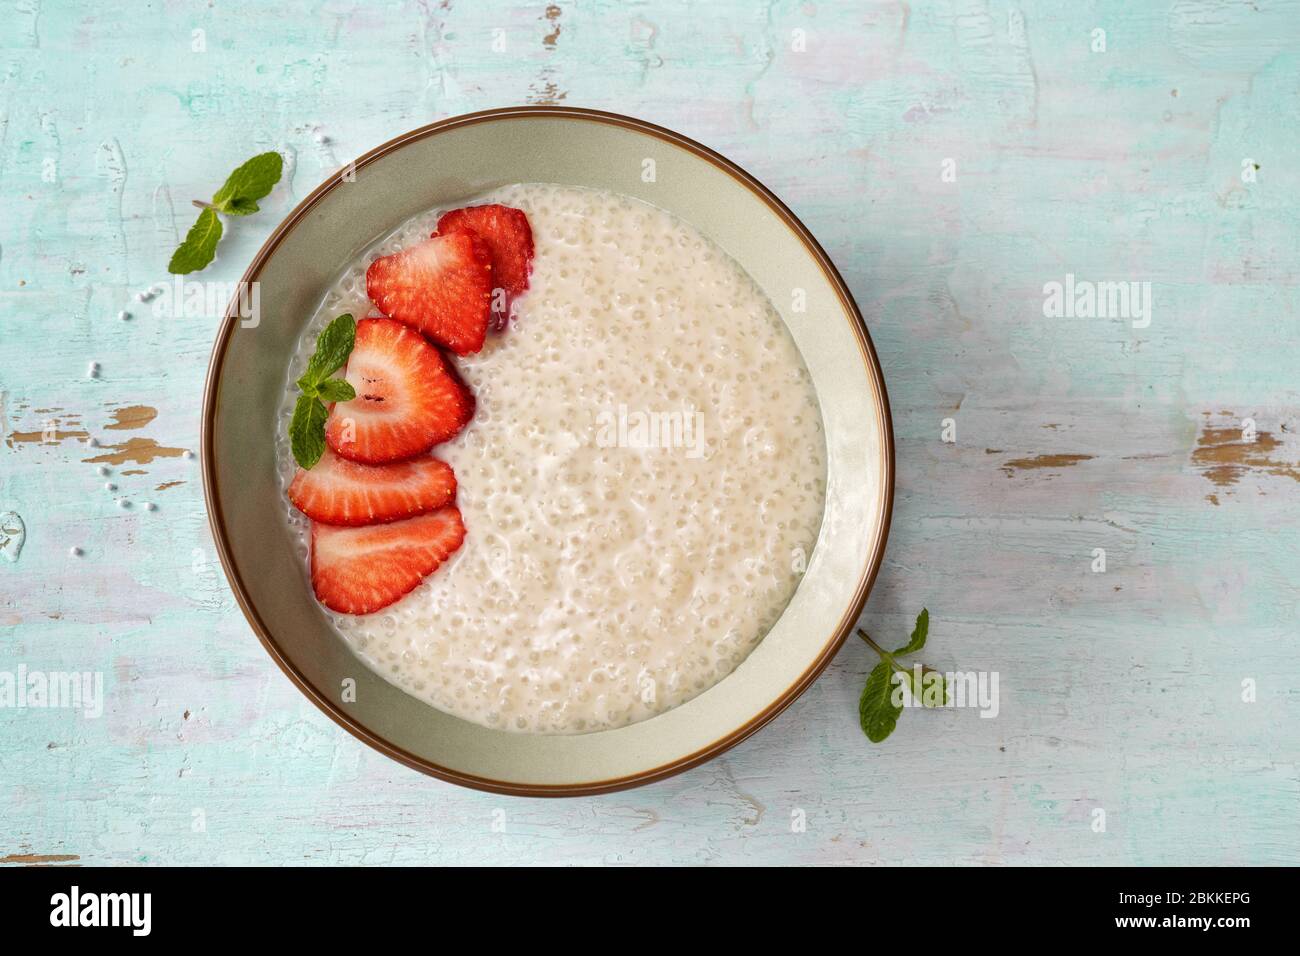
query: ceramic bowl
202 106 893 795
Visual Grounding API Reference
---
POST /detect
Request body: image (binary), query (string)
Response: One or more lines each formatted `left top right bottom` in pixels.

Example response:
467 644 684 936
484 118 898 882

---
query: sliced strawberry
311 507 466 615
288 447 456 526
325 317 474 464
366 232 492 355
436 204 534 329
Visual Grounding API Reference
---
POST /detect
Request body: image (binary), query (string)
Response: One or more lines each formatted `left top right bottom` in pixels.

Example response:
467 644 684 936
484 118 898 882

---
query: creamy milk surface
278 183 826 733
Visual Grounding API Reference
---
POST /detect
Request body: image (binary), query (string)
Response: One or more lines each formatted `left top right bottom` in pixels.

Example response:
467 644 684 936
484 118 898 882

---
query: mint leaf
289 314 357 470
859 661 902 742
212 151 283 215
299 314 356 389
893 608 929 655
167 207 223 274
167 151 284 274
290 395 328 470
857 609 944 742
316 379 356 403
222 197 262 216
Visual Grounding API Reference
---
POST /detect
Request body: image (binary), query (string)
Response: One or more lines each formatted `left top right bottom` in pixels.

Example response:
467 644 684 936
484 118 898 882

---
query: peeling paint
82 437 188 467
6 424 88 447
155 480 185 491
1192 421 1300 490
528 5 566 104
542 4 562 48
1001 453 1093 475
0 853 80 865
527 77 568 104
104 404 158 430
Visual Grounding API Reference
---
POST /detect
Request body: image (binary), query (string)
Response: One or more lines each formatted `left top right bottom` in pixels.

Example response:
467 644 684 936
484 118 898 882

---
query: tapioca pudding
279 183 826 734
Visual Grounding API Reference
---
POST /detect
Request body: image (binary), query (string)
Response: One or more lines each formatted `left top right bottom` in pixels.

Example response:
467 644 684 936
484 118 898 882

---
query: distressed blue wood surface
2 0 1299 865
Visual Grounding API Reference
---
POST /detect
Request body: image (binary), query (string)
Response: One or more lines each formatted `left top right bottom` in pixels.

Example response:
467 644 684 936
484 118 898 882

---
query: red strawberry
436 204 534 329
325 317 474 464
311 506 466 615
288 447 456 526
366 232 492 354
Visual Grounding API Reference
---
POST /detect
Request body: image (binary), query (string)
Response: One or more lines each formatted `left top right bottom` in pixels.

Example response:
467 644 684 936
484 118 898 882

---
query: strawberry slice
366 232 492 355
325 317 474 464
311 506 466 615
436 204 534 329
288 447 456 526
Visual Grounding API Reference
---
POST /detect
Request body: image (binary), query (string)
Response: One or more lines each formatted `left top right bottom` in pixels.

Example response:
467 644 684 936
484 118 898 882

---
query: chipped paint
104 404 158 430
1001 453 1093 474
542 4 562 47
0 853 80 865
1192 423 1300 490
528 5 567 104
6 425 89 447
82 437 188 467
527 77 568 104
155 480 185 491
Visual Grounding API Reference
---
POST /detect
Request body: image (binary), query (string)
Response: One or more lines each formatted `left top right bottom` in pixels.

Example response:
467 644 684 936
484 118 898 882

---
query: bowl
202 106 894 795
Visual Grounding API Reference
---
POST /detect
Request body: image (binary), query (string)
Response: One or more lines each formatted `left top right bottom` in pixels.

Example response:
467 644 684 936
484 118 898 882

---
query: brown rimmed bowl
202 106 893 796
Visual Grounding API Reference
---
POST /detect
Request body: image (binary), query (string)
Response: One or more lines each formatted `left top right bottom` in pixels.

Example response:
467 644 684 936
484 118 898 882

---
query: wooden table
2 0 1297 865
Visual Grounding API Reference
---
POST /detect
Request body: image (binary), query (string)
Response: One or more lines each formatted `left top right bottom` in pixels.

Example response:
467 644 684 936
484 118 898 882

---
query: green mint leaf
212 151 283 214
316 378 356 403
893 607 929 656
289 314 357 470
221 196 261 217
289 395 329 470
857 610 944 742
859 660 902 742
167 151 283 273
167 207 223 274
299 314 356 390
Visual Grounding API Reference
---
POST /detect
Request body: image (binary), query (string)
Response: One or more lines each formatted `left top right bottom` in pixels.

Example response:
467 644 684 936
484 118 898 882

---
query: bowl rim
201 105 895 796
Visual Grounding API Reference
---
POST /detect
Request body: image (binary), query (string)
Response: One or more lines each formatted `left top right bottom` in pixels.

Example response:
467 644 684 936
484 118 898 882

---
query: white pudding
279 184 826 734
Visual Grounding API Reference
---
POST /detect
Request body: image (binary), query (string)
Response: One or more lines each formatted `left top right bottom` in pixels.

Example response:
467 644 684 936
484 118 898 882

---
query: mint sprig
857 608 949 742
289 314 356 469
168 151 284 274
